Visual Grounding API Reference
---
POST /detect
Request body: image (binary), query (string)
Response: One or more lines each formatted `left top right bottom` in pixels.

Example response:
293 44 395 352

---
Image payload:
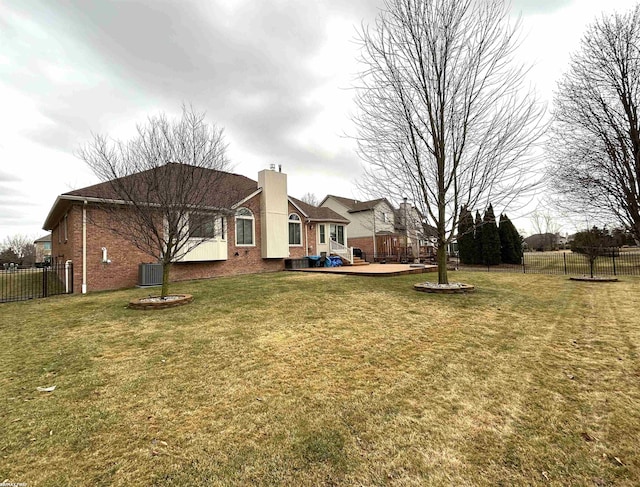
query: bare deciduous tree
78 105 239 297
1 234 36 266
353 0 544 284
529 210 561 250
549 5 640 244
300 192 320 207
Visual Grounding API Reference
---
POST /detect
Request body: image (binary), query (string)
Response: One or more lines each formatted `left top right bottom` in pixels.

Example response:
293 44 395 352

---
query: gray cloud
0 171 21 183
2 0 371 169
511 0 572 15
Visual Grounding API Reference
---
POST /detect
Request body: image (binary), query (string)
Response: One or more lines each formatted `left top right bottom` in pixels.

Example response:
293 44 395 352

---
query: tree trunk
161 261 171 298
437 244 448 284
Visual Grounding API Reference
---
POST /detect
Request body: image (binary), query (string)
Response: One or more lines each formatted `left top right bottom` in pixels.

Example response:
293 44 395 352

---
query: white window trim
235 207 255 247
288 213 302 247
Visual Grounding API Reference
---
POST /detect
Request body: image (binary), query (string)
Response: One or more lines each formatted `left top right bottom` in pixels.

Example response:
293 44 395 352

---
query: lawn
1 272 639 486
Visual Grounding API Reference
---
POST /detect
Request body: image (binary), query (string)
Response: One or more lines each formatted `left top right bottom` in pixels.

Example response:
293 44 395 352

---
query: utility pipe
82 201 87 294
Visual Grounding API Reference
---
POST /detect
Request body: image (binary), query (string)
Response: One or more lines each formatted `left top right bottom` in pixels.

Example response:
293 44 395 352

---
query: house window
382 212 388 223
319 224 326 244
235 207 254 246
288 213 302 246
330 224 345 245
190 213 225 239
44 242 51 250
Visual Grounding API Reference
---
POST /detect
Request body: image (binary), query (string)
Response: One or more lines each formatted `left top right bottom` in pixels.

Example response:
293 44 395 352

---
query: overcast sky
1 0 637 241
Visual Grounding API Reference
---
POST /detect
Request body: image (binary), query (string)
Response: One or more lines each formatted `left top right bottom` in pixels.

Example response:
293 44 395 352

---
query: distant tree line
457 205 523 266
0 235 36 267
571 226 631 278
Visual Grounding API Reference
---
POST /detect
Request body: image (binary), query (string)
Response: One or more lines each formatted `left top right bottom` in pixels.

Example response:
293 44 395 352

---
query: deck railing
329 239 354 264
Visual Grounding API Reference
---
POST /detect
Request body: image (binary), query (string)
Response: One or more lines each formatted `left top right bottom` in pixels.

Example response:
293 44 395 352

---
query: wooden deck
288 263 438 277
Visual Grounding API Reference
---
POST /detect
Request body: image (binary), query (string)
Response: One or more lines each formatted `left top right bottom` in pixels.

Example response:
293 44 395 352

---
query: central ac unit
138 263 163 286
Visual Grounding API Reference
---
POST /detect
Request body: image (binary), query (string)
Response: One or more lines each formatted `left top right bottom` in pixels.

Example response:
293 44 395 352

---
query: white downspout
65 260 73 293
82 201 87 294
372 210 377 259
305 220 309 256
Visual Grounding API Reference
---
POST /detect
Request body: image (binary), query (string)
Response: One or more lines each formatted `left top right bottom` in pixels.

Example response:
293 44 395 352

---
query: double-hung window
235 208 254 246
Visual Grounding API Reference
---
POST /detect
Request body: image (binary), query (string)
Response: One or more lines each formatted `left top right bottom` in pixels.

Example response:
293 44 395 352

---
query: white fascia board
288 198 309 218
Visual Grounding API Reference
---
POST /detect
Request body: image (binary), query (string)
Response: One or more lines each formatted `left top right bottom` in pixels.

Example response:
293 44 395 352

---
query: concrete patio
288 263 438 277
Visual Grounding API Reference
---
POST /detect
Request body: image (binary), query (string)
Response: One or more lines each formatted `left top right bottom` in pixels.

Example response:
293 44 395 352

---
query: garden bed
128 294 193 310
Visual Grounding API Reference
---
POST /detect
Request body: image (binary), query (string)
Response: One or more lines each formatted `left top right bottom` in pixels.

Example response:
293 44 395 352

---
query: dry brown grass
1 272 639 486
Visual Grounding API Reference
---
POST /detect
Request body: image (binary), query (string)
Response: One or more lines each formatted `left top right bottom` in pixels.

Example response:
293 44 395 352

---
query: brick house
43 166 348 293
319 195 435 262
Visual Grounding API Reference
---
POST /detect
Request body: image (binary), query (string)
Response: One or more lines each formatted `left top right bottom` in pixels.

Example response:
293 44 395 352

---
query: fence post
42 267 48 298
563 252 567 275
522 253 525 274
612 251 617 276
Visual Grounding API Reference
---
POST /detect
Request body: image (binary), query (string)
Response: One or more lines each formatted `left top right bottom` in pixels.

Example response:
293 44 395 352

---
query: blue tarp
307 255 343 267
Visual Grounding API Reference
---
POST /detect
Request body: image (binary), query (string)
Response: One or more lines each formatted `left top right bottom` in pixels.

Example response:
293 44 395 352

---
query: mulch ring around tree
569 276 619 283
128 294 193 310
414 282 475 294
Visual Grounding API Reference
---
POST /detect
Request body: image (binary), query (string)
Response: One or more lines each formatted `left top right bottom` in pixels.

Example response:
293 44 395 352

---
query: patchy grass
1 272 639 486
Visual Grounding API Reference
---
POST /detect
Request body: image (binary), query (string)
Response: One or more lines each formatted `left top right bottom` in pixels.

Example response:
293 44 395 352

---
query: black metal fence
456 249 640 276
0 262 74 303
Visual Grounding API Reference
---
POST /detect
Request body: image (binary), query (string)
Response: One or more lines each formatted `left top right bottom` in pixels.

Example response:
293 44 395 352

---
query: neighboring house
523 233 560 251
557 234 568 248
319 195 435 262
43 166 348 294
34 234 52 264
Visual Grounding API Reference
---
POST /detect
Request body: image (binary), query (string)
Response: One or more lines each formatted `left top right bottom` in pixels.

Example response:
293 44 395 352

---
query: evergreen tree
482 204 501 265
499 214 523 264
474 210 484 265
457 206 475 264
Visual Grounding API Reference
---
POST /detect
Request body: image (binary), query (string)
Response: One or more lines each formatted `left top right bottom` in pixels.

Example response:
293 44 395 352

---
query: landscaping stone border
569 276 619 283
128 294 193 310
414 282 475 294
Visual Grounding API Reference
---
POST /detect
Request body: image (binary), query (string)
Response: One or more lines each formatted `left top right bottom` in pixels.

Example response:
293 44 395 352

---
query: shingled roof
44 164 263 230
44 164 350 230
323 195 390 213
289 196 350 223
63 163 258 207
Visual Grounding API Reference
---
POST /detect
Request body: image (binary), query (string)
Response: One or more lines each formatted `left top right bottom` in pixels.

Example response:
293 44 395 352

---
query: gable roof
34 234 51 243
322 194 391 213
289 196 350 223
